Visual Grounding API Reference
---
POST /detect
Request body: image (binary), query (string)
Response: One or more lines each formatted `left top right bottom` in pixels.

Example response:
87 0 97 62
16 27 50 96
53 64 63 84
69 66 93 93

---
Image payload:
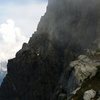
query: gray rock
0 0 100 100
83 89 96 100
70 55 98 84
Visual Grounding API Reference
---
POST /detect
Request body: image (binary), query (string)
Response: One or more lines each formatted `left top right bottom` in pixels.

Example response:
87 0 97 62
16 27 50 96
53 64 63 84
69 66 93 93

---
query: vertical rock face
0 0 100 100
38 0 100 48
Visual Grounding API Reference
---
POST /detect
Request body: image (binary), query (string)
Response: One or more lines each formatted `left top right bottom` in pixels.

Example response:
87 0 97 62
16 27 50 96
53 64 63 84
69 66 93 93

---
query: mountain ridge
0 0 100 100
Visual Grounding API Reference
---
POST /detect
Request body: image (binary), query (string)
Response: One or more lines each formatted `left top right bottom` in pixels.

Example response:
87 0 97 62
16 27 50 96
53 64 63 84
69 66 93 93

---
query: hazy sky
0 0 48 61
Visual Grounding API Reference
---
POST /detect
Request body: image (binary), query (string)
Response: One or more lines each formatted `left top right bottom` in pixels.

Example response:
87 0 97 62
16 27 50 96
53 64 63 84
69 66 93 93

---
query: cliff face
0 0 100 100
38 0 100 48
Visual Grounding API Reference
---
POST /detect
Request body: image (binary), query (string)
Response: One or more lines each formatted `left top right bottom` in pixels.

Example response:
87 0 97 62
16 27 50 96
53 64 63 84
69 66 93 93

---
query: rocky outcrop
54 53 100 100
83 89 100 100
71 52 100 100
0 0 100 100
83 89 96 100
70 55 99 84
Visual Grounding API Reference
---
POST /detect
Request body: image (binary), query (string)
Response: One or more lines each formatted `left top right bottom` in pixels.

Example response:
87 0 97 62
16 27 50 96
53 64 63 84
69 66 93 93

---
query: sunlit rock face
0 0 100 100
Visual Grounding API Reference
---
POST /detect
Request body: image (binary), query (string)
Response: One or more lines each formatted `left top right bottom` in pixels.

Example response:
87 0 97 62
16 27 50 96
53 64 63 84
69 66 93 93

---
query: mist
37 0 100 49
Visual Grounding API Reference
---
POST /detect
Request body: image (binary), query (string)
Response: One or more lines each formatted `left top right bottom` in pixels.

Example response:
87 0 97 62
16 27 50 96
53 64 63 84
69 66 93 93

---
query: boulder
70 55 99 84
83 89 96 100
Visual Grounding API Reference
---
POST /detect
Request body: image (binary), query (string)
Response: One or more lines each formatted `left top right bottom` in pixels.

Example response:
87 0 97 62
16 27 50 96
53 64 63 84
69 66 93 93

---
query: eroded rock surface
70 55 99 84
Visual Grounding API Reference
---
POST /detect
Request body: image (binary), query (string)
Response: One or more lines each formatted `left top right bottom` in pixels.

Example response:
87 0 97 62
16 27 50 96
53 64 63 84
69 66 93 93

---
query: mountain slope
0 0 100 100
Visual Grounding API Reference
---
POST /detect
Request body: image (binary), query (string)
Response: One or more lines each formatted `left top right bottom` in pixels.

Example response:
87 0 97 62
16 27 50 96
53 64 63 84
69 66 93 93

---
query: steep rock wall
0 0 100 100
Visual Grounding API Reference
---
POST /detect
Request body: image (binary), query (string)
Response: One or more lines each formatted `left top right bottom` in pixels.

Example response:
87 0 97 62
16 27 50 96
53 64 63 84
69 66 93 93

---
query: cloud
0 0 47 5
0 19 29 61
0 1 47 62
0 2 47 38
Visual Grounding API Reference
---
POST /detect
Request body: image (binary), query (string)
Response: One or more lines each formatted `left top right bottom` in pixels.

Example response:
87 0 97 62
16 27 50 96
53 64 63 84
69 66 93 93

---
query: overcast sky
0 0 48 61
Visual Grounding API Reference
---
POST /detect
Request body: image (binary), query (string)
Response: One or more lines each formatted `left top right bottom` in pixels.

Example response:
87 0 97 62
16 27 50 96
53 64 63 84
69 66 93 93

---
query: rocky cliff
0 0 100 100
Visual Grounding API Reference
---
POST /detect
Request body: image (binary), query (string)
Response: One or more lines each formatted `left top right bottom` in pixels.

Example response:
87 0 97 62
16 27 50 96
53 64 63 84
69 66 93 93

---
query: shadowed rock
0 0 100 100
